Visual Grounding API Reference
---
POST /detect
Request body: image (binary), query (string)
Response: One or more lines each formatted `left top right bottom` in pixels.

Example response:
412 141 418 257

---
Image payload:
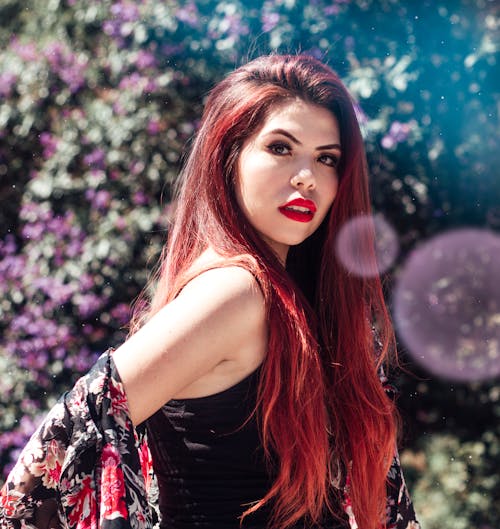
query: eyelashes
318 153 340 168
266 142 339 168
267 142 291 156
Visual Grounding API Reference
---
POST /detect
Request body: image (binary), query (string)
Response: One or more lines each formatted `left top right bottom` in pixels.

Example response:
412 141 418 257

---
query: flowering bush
0 0 498 526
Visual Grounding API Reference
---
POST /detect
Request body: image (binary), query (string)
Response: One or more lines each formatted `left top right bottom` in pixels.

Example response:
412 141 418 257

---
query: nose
290 167 316 190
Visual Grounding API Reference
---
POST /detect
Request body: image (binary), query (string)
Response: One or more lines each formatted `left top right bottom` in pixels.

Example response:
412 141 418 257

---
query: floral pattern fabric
0 350 419 529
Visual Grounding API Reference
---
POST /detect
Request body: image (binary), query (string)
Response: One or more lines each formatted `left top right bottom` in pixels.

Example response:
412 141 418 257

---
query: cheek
236 155 270 205
234 159 259 214
324 178 339 208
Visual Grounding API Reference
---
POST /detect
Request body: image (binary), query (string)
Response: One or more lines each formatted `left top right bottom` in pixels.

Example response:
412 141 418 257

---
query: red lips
278 198 317 223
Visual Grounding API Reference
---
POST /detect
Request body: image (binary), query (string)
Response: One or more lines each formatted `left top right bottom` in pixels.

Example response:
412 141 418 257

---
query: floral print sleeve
382 371 420 529
384 451 420 529
0 350 160 529
343 453 420 529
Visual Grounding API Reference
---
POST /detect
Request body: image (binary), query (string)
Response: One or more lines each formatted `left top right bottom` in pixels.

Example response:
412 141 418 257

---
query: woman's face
235 98 341 263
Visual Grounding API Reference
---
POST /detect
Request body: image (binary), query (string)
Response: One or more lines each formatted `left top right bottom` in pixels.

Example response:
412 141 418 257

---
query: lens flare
335 214 399 277
393 228 500 382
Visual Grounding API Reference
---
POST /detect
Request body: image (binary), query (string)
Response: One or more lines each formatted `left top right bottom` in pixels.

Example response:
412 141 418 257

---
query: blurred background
0 1 498 527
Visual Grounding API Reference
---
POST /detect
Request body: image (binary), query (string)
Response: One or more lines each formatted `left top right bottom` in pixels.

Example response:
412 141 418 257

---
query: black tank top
146 368 347 529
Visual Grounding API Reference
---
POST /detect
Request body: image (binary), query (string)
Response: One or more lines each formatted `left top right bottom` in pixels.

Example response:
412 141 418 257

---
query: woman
0 54 419 529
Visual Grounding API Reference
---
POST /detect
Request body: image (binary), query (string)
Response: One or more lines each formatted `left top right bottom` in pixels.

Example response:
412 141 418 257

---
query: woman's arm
112 265 266 425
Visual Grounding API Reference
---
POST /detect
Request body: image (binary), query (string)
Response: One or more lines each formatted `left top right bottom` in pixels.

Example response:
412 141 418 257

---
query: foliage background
0 1 498 527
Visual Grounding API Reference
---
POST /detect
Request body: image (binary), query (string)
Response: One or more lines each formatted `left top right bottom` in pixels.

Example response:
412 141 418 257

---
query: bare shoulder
179 265 265 318
174 265 267 352
113 265 266 424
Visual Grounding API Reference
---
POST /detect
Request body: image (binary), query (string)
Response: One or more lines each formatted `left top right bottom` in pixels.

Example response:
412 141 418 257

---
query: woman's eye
318 153 339 167
267 143 291 156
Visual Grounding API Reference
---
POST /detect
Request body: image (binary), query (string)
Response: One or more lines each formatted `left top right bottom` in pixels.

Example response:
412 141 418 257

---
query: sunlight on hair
393 229 500 382
335 214 399 277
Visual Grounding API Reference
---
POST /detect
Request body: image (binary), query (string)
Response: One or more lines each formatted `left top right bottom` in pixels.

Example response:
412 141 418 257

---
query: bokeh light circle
393 228 500 382
335 214 399 277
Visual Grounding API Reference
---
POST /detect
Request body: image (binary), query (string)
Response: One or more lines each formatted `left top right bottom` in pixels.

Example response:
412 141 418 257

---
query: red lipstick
278 198 317 223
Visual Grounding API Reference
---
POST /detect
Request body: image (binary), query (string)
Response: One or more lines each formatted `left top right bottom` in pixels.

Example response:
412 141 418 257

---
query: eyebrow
266 128 342 151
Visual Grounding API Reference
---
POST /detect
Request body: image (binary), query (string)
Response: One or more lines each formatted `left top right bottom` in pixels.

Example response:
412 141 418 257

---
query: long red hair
132 54 397 529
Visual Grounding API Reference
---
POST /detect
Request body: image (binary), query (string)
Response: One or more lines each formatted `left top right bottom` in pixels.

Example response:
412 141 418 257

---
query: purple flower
0 234 17 256
21 222 45 241
134 49 157 70
78 273 94 291
32 276 75 304
39 132 59 159
132 190 148 205
43 41 65 68
59 61 87 93
104 1 141 44
129 160 145 175
118 72 142 90
112 100 127 116
43 42 88 93
115 216 127 230
103 20 121 38
0 415 40 452
86 189 112 210
160 43 185 57
0 72 17 97
262 12 280 32
83 148 106 169
76 293 104 318
176 2 200 28
94 190 112 209
0 254 27 284
111 303 130 325
381 121 413 149
110 1 140 23
147 119 161 135
46 212 75 238
9 38 38 61
324 5 340 15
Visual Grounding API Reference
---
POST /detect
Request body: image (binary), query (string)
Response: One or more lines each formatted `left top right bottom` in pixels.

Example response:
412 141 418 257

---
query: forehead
257 98 340 141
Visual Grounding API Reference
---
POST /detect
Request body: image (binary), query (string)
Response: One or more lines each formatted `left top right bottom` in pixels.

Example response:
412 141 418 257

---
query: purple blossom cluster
85 188 112 211
83 148 106 169
133 50 157 70
9 38 38 61
0 72 17 97
39 132 59 160
381 121 414 149
20 204 85 251
207 8 249 42
146 118 162 135
175 2 200 28
261 1 280 33
110 302 131 326
0 201 111 397
0 415 43 476
118 72 157 94
103 0 141 46
323 1 350 16
261 11 280 33
7 308 71 369
43 41 88 93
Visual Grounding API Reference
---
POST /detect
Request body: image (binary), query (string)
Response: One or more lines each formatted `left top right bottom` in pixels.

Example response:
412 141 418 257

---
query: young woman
0 54 419 529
